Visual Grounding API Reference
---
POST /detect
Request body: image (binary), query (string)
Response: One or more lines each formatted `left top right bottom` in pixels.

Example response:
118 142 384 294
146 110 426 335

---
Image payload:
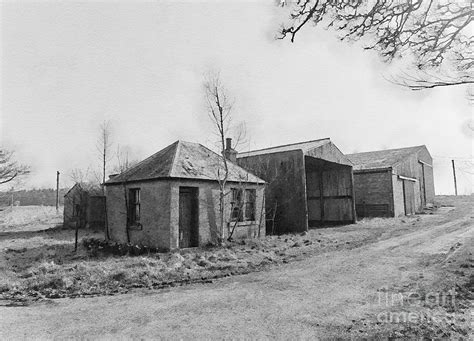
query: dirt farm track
0 196 473 339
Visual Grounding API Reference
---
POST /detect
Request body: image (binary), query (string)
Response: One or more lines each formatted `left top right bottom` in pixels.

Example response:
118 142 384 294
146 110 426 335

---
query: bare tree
203 72 235 245
96 121 113 194
278 0 473 90
69 167 94 184
0 149 29 185
113 145 139 174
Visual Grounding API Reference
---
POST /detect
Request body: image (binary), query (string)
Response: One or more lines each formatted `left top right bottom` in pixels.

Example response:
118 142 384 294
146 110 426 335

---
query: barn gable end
348 145 435 218
238 138 356 234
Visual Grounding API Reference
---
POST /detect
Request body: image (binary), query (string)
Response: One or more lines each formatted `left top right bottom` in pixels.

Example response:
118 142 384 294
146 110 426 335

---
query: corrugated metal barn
237 138 356 234
347 145 435 218
104 140 265 250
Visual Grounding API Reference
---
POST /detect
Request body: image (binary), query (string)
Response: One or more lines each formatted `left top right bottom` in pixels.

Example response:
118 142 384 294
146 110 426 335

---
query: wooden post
75 204 81 252
350 167 357 223
75 220 79 251
56 171 60 212
451 160 458 196
319 171 324 224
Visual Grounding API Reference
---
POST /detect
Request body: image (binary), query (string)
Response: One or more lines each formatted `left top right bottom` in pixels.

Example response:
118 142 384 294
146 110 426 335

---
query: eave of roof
104 176 264 186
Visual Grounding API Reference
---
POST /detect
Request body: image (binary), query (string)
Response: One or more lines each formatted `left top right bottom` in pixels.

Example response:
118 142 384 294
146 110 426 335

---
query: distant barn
347 145 435 218
104 140 265 250
237 138 356 234
63 183 105 229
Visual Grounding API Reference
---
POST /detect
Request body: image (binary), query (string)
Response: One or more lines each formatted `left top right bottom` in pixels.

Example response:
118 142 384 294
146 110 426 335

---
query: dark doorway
305 157 354 227
179 187 199 248
402 180 416 215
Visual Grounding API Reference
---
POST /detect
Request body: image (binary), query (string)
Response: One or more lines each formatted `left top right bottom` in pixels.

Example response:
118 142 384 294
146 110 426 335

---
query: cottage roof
347 145 425 171
105 140 264 185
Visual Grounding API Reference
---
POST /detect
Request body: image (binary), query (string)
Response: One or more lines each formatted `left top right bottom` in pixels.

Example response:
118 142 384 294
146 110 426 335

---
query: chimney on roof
224 138 237 163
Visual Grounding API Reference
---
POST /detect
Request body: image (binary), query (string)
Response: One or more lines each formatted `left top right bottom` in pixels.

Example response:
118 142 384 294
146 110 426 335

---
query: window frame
230 187 257 223
244 189 256 221
230 188 243 222
128 188 141 226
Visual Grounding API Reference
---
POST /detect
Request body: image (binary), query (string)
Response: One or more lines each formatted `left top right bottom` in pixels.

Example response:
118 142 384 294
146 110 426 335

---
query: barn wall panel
417 147 435 204
238 151 307 234
392 175 405 217
324 198 353 221
353 170 393 217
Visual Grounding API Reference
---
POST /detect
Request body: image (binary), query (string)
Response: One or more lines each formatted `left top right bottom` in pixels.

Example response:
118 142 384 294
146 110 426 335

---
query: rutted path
1 198 472 339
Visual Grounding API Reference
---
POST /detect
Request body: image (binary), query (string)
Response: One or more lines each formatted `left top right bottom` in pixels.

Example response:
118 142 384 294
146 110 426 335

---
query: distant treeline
0 188 69 206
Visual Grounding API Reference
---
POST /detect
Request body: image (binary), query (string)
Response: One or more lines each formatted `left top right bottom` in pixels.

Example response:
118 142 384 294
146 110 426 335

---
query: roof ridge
391 145 425 167
169 140 181 177
111 141 179 182
197 142 242 167
347 145 425 156
239 137 330 155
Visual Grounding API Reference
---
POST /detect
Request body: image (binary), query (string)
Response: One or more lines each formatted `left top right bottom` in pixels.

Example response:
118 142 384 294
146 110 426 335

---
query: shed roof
237 138 352 166
64 183 103 197
238 138 331 158
105 140 264 185
347 145 425 171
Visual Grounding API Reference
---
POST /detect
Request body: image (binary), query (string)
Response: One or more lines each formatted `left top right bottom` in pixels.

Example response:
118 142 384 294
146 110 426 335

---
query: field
0 197 472 339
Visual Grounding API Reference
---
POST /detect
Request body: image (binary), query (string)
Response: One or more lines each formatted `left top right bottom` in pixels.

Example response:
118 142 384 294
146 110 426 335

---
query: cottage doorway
179 187 199 248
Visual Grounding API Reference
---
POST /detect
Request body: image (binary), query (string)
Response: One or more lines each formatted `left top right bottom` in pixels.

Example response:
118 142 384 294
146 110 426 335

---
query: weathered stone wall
106 179 265 250
106 181 172 250
168 179 265 249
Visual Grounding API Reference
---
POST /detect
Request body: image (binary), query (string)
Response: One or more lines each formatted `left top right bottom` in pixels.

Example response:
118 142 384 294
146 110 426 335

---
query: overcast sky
1 1 472 194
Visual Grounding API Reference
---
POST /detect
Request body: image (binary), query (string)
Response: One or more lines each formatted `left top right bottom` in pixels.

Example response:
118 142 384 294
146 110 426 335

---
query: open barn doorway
305 157 355 227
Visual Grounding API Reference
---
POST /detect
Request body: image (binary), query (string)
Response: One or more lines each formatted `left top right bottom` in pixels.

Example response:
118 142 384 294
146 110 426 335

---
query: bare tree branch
204 71 234 245
279 0 473 90
113 145 139 174
0 149 30 185
97 120 113 193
